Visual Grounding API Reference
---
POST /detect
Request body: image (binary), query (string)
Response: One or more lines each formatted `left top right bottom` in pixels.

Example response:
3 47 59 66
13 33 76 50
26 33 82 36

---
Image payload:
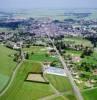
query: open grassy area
29 53 58 62
51 96 66 100
46 74 72 92
65 48 82 56
0 61 54 100
23 46 60 64
63 92 77 100
82 88 97 100
51 94 76 100
46 74 76 100
23 46 47 53
63 37 93 47
0 45 17 91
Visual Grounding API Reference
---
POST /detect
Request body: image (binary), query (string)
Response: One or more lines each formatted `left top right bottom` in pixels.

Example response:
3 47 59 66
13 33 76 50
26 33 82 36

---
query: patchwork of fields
0 45 97 100
0 61 55 100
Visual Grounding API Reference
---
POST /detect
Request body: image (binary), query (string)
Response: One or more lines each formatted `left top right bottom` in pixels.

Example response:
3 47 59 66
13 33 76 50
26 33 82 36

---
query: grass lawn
0 61 54 100
82 88 97 100
0 45 17 91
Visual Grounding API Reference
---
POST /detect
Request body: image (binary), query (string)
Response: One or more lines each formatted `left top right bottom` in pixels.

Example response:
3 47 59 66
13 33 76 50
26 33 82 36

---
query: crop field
0 61 54 100
46 74 72 92
0 45 17 91
46 74 76 100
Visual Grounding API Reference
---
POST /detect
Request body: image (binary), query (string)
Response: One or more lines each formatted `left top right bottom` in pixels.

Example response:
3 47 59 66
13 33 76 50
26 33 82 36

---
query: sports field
0 45 17 91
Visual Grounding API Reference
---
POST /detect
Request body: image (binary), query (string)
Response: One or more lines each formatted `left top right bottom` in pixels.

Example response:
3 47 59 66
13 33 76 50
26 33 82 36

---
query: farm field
23 46 47 53
0 61 54 100
65 48 82 56
0 44 17 91
82 88 97 100
46 74 76 100
46 74 72 92
63 37 93 47
23 46 61 64
51 96 65 100
29 53 58 62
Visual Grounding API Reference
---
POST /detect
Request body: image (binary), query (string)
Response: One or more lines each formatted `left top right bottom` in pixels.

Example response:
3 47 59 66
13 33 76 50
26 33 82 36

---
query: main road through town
48 36 83 100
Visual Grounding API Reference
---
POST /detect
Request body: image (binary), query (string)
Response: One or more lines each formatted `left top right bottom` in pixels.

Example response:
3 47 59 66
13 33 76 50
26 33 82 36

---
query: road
48 38 83 100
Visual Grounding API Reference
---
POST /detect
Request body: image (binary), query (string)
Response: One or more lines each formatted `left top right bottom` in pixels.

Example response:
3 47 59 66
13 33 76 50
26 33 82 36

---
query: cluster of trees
25 52 29 59
50 60 58 67
81 47 93 58
0 21 24 29
25 51 34 59
86 37 97 47
13 52 21 62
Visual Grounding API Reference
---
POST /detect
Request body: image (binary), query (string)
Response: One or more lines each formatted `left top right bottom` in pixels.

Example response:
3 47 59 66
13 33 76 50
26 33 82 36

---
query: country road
48 37 83 100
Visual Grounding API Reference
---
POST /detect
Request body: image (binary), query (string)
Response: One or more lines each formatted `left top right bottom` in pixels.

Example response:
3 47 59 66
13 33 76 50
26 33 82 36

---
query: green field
0 61 54 100
29 53 58 62
0 45 17 91
64 37 92 47
46 74 76 100
82 88 97 100
65 49 82 56
23 46 47 53
46 74 72 92
51 95 76 100
51 96 65 100
23 46 60 63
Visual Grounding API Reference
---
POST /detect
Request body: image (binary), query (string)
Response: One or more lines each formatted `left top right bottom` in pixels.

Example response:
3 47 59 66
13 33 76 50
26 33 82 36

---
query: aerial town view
0 0 97 100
